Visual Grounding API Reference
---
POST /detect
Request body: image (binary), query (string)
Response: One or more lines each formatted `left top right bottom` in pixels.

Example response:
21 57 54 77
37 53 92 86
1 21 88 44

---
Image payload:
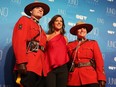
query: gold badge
18 24 22 29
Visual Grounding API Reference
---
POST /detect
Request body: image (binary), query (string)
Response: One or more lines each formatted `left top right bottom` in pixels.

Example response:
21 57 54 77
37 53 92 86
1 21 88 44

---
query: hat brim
70 24 93 35
24 2 50 16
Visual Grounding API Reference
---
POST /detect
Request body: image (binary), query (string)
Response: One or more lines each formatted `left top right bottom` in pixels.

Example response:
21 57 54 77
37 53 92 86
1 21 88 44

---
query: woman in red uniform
12 1 50 87
45 15 69 87
67 21 106 87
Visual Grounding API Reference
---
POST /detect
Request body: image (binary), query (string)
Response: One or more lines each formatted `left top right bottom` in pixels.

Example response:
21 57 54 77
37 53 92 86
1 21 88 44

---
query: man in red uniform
67 21 106 87
12 1 50 87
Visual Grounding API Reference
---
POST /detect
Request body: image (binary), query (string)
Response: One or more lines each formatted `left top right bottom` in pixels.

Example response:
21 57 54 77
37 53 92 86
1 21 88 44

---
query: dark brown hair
47 14 66 35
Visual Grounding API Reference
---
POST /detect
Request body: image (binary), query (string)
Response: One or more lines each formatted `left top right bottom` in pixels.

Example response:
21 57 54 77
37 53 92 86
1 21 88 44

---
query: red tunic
44 34 69 75
12 16 47 76
67 40 106 86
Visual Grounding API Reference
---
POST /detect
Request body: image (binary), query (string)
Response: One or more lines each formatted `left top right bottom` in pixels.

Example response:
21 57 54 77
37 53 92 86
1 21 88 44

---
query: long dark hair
47 14 66 35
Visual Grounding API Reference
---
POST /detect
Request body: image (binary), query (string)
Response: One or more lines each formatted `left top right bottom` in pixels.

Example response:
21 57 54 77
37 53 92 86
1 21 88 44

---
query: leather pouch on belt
26 40 39 52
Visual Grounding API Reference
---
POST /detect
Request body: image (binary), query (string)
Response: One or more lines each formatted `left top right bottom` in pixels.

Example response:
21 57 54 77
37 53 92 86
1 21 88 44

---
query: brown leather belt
37 45 45 52
75 62 92 68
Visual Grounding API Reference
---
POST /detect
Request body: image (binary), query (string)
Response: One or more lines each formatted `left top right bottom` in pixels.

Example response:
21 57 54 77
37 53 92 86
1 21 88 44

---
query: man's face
30 7 44 19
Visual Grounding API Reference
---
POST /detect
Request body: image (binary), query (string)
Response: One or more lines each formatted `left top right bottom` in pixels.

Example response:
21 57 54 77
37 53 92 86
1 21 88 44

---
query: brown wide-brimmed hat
24 1 50 16
70 21 93 35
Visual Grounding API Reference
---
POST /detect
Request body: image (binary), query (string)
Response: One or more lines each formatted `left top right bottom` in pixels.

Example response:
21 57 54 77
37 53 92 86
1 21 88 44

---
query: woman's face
53 17 63 31
76 27 87 38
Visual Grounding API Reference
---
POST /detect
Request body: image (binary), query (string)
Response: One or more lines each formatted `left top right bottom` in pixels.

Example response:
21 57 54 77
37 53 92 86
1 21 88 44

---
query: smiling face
76 27 87 38
48 15 65 35
30 7 44 19
53 17 63 31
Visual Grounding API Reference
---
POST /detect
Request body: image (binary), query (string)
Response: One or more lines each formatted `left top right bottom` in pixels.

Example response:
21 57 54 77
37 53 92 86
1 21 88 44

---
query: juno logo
0 7 8 17
97 18 104 24
106 7 116 15
68 0 78 5
107 40 116 48
108 77 116 85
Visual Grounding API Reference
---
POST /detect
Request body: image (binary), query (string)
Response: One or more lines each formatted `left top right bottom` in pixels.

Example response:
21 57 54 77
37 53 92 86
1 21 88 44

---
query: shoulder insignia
18 24 23 30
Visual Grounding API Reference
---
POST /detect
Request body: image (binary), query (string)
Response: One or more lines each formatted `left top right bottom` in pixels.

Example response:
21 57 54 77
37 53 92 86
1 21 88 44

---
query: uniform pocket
81 47 93 57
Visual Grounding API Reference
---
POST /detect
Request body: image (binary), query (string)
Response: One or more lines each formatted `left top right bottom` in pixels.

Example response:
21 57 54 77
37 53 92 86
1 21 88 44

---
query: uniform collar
33 18 39 23
31 17 39 23
77 38 86 41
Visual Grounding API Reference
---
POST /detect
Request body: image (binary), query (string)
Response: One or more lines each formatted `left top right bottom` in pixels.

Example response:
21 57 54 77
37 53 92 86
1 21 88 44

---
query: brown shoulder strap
72 39 88 52
71 39 89 61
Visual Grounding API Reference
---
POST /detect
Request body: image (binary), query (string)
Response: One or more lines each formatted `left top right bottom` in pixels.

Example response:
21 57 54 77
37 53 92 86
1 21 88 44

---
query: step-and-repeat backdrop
0 0 116 87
